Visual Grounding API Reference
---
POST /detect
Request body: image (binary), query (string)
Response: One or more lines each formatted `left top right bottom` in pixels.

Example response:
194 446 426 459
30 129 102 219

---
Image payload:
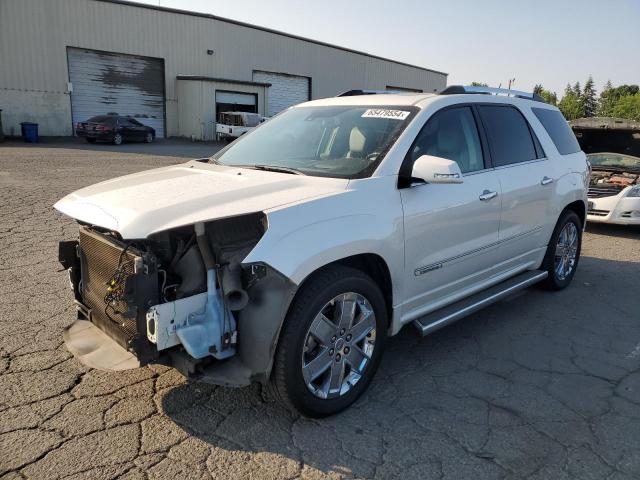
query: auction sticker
362 109 410 120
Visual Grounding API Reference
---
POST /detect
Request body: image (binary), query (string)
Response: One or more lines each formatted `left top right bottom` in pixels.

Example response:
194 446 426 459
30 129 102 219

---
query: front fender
244 179 405 304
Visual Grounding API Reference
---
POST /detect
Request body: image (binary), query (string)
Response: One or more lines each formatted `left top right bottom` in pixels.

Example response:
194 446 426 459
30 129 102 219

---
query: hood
54 161 348 238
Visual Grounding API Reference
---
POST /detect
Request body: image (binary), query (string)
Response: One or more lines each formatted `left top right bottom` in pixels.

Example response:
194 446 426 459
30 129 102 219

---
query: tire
113 133 123 145
85 138 96 143
269 265 388 417
145 132 154 143
540 209 582 290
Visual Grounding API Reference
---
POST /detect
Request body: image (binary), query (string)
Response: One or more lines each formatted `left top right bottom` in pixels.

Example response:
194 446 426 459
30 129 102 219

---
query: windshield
587 152 640 170
212 105 417 178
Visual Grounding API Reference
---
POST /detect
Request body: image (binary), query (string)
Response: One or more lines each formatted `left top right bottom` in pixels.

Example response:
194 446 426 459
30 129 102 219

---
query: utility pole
507 78 516 90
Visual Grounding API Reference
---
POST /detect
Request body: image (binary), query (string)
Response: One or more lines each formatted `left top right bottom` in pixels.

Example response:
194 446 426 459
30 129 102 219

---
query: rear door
477 104 553 263
400 106 502 318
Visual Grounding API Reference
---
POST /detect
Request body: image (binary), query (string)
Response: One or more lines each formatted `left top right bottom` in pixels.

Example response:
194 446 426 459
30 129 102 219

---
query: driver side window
410 107 485 174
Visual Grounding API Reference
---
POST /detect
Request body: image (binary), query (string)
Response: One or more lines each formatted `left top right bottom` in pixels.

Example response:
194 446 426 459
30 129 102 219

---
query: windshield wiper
248 164 307 176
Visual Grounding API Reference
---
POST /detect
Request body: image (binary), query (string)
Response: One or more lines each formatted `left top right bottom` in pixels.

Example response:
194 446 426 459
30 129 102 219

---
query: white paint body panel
55 93 588 337
587 189 640 224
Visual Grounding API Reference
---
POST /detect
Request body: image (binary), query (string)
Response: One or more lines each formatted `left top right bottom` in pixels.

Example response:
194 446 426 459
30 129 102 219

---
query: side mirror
411 154 464 184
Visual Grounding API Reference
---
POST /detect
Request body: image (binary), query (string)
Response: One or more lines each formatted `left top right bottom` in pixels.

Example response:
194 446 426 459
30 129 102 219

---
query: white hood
54 161 348 238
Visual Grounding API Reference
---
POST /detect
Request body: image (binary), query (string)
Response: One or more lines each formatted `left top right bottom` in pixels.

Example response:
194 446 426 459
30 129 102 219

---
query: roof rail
337 89 396 97
440 85 546 103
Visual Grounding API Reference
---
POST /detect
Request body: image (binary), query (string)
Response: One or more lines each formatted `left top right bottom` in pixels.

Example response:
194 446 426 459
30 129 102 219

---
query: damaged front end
58 212 297 386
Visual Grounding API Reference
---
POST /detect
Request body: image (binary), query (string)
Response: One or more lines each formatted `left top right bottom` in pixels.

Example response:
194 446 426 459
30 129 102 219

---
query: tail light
76 122 83 129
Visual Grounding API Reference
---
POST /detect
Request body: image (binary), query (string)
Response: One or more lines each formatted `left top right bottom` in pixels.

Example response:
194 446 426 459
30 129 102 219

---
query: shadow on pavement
586 222 640 239
0 137 223 159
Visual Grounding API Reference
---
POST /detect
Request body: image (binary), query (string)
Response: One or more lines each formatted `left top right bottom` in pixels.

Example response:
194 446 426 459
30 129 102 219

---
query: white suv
55 86 589 417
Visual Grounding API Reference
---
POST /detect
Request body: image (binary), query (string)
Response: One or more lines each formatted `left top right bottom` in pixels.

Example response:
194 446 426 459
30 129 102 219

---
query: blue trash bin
20 122 39 143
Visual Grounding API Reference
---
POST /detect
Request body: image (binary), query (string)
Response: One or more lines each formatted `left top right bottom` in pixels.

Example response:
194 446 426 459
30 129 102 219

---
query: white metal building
0 0 447 139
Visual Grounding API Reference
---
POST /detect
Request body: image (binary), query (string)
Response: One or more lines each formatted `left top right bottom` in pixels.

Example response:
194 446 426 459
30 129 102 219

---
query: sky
133 0 640 97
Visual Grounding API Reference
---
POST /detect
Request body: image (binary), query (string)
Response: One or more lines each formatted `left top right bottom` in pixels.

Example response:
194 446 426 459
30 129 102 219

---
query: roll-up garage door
252 71 310 117
67 48 165 137
215 91 257 121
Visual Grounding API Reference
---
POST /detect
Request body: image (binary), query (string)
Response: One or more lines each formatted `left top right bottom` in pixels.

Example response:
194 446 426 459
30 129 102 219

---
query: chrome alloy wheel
301 292 376 399
554 222 578 281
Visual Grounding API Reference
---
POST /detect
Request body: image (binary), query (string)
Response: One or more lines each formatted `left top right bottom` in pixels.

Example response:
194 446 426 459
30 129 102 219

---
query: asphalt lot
1 140 639 480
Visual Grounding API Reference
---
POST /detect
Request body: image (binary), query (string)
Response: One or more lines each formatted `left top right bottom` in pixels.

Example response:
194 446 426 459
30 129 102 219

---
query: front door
400 106 502 320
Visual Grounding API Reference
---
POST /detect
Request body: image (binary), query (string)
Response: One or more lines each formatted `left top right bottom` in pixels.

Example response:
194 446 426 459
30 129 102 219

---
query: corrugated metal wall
67 48 165 136
0 0 447 136
252 71 310 117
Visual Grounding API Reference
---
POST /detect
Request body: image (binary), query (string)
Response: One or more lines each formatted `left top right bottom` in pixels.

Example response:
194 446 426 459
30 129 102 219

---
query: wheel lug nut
344 347 350 354
331 335 337 342
346 334 352 342
335 354 341 361
329 348 334 355
340 329 345 336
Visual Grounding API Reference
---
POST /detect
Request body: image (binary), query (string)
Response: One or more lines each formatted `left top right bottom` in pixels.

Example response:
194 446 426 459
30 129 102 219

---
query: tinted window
410 107 484 173
87 115 116 125
128 118 143 126
478 105 537 166
532 107 581 155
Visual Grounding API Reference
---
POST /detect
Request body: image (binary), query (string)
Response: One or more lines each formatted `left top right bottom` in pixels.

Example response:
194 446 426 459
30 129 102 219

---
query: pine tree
573 82 582 98
597 80 614 116
582 76 597 117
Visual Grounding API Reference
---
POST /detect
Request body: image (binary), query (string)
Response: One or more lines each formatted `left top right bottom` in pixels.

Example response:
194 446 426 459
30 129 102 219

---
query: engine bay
60 212 269 375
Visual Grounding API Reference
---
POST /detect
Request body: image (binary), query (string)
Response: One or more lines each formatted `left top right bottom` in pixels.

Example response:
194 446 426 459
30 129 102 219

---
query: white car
215 111 266 142
55 86 588 417
586 152 640 224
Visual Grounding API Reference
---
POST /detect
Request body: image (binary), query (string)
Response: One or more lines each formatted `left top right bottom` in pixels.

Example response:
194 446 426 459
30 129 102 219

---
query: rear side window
478 105 538 167
532 108 581 155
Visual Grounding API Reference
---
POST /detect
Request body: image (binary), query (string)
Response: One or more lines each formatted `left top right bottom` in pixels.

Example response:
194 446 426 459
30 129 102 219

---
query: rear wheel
269 265 387 417
113 133 123 145
541 210 582 290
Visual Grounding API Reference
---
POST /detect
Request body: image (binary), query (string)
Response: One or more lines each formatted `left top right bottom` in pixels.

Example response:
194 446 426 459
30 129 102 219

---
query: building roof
98 0 447 77
569 117 640 131
176 75 271 87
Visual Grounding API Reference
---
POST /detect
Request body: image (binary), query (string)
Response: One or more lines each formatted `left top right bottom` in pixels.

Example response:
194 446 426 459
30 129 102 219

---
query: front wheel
113 133 123 145
541 209 582 290
144 132 154 143
269 266 387 417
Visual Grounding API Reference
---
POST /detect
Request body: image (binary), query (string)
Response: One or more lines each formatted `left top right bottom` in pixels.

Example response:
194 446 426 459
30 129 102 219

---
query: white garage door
253 71 310 117
67 48 165 137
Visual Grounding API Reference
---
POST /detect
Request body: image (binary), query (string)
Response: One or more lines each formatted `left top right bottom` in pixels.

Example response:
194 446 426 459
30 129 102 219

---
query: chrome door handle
479 190 498 201
541 176 554 185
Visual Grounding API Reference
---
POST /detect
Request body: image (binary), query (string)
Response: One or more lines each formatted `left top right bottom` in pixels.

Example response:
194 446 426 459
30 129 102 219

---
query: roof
302 93 437 108
176 75 271 87
98 0 447 76
569 117 640 131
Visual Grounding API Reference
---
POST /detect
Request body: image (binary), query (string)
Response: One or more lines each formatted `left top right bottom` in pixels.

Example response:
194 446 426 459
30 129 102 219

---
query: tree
533 84 557 105
611 94 640 121
573 82 582 99
598 80 615 116
598 83 640 118
582 76 597 117
558 93 584 120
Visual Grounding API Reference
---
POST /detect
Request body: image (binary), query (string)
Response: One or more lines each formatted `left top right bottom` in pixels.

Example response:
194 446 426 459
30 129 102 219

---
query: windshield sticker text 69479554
361 109 411 120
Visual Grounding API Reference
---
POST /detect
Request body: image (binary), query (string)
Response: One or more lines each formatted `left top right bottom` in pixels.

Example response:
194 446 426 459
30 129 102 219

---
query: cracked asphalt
1 141 639 480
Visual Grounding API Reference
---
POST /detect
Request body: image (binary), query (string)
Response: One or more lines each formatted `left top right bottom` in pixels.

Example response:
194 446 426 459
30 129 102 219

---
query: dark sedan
75 115 155 145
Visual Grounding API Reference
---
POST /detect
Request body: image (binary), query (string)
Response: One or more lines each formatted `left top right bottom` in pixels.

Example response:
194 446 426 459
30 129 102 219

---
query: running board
413 270 548 336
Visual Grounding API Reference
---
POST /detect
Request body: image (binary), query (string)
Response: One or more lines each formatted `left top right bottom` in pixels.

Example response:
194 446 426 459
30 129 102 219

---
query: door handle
479 190 498 201
541 176 554 185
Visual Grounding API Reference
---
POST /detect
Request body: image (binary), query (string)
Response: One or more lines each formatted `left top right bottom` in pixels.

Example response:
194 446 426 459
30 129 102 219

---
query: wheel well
564 200 586 227
299 254 394 324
